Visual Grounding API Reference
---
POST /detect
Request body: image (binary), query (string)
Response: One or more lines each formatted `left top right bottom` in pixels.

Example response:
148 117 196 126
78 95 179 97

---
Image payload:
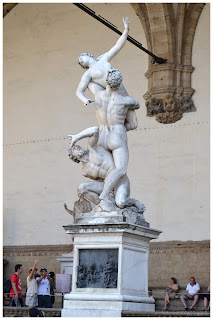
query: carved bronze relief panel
76 249 118 288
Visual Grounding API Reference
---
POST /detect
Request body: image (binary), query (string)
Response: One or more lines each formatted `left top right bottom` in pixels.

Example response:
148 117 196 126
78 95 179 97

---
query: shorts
184 294 199 300
26 294 38 307
203 293 210 301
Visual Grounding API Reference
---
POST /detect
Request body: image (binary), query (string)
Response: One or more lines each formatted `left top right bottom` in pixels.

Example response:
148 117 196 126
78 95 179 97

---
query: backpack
4 279 12 293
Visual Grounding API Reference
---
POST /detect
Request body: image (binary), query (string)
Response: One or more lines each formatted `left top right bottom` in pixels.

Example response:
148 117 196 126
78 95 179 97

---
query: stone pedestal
61 210 161 317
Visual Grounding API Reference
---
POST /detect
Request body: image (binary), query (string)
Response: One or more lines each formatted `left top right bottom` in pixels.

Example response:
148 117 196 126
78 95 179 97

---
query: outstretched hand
123 17 130 30
84 99 94 106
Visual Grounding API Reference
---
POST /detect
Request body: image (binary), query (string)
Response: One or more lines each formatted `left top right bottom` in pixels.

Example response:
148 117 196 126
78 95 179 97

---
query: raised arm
29 259 38 280
76 70 93 105
101 17 130 62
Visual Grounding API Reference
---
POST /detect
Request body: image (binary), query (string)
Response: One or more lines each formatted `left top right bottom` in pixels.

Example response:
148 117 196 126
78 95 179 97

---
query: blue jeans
9 297 23 307
38 295 52 308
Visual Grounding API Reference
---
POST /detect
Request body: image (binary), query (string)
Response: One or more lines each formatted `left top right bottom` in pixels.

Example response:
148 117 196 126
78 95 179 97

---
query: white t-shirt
186 282 200 295
36 277 50 296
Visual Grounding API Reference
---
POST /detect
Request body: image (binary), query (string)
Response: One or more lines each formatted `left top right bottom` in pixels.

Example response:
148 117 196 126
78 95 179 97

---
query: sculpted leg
114 175 130 208
115 175 146 212
78 182 104 205
99 146 129 201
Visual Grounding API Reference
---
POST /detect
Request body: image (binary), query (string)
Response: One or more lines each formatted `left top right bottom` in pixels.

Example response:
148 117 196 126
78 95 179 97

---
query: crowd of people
4 261 56 309
150 276 210 311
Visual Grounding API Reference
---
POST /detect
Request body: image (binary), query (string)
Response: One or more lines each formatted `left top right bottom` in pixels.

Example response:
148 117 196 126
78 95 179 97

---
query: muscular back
98 90 139 128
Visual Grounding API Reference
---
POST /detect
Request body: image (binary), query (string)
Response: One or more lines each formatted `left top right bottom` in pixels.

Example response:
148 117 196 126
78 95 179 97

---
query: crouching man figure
68 126 145 212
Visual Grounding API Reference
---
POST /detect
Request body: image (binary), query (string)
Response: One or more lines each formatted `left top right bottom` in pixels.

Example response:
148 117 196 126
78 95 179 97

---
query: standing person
49 272 56 307
36 268 53 308
163 277 179 311
26 259 38 308
180 277 200 310
9 264 23 307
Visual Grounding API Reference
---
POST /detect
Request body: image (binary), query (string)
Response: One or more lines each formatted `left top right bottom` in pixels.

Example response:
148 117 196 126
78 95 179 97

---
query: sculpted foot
99 193 111 202
135 200 146 213
99 199 117 212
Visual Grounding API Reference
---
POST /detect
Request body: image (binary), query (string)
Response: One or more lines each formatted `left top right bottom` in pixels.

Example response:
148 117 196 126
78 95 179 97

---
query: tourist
9 264 23 307
202 282 210 311
26 259 38 308
180 277 200 310
36 268 53 308
148 289 154 299
28 307 44 317
163 277 179 311
49 272 56 307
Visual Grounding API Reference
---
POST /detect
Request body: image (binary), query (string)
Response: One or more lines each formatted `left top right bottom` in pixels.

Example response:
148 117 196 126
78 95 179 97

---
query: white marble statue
68 126 146 212
68 17 144 212
76 17 138 132
85 69 140 201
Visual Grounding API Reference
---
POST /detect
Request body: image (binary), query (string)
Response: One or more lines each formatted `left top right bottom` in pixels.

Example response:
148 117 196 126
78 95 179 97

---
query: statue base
62 210 161 317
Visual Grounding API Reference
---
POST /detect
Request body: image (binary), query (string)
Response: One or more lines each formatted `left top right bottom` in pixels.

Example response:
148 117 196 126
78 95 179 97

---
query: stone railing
3 307 61 317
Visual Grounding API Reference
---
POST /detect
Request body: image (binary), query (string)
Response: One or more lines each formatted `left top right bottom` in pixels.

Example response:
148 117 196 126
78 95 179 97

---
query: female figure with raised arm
76 17 138 132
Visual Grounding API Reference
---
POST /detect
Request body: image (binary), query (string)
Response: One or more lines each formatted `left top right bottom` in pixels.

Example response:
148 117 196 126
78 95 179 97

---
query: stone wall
3 240 210 292
149 240 210 289
3 245 72 289
3 307 61 317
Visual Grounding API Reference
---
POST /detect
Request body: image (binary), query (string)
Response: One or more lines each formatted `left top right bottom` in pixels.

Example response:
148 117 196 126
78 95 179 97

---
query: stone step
122 310 210 317
154 294 208 311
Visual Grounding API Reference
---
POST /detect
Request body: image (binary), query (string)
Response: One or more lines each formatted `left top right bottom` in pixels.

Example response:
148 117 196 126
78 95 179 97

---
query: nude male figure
86 69 140 201
68 126 145 212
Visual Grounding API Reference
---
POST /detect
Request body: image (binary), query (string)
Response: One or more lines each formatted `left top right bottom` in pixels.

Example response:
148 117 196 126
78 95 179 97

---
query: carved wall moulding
3 245 73 257
131 3 206 124
150 240 210 254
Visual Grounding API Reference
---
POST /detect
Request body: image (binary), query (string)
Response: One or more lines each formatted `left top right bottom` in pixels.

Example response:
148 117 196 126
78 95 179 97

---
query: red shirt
9 274 22 299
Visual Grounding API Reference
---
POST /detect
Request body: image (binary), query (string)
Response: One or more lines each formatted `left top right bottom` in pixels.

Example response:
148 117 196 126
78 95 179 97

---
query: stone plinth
62 211 161 317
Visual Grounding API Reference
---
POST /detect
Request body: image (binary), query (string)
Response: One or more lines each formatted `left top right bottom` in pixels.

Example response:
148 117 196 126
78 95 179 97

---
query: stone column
61 210 161 317
131 3 205 124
